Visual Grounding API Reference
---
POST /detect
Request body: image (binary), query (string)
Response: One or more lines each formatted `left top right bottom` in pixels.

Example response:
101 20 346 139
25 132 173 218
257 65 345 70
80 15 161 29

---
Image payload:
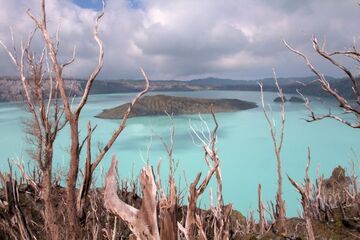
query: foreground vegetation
1 158 360 239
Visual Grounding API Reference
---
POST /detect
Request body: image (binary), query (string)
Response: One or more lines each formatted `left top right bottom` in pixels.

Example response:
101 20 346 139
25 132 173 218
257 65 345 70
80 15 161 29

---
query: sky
0 0 359 80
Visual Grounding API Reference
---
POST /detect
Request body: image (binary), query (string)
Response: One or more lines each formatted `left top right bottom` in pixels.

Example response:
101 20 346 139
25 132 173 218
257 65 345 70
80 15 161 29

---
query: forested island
95 94 257 119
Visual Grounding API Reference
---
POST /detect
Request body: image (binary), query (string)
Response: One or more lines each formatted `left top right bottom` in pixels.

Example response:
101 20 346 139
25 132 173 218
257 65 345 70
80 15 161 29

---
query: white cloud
212 52 276 70
0 0 359 80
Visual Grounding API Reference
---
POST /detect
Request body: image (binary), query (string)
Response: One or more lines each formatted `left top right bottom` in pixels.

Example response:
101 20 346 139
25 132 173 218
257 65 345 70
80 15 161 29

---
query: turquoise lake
0 90 359 217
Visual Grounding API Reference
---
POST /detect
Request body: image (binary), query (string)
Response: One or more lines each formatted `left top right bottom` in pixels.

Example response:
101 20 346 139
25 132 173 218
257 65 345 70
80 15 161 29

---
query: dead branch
189 108 232 239
156 114 178 240
284 38 360 128
182 163 219 240
3 174 35 240
287 147 315 240
259 71 287 235
77 68 149 220
258 184 265 234
1 19 64 238
104 156 160 240
13 160 39 193
91 68 150 173
77 121 93 219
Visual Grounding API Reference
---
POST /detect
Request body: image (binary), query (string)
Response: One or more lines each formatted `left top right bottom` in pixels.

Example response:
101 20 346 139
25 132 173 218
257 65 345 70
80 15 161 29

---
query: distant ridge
0 75 355 102
189 76 336 86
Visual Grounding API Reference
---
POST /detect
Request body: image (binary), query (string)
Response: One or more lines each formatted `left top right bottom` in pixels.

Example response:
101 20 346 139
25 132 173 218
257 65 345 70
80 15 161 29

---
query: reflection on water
0 90 359 216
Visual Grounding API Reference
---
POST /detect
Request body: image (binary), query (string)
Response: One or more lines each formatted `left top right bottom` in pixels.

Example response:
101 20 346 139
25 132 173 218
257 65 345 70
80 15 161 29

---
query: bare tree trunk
287 147 315 240
104 156 160 240
189 108 231 240
260 73 287 236
66 120 81 239
77 122 93 219
159 176 178 240
42 167 60 240
258 184 265 235
160 206 178 240
182 164 218 240
185 173 208 240
275 151 286 235
156 117 178 240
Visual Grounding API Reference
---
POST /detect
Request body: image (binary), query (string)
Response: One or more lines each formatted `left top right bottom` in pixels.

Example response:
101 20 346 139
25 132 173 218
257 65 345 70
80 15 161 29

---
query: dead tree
287 147 315 240
158 167 178 240
258 184 266 234
259 72 287 235
156 115 178 240
284 37 360 128
176 163 219 240
0 28 65 239
313 170 325 221
25 3 105 236
189 108 232 240
1 0 150 238
29 1 149 238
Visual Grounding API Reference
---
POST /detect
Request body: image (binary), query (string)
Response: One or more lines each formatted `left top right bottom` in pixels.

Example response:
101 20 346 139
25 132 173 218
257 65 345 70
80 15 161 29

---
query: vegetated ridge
0 75 356 102
95 94 257 119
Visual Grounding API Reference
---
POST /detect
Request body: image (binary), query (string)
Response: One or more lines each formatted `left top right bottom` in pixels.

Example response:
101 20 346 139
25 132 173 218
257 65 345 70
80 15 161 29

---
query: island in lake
96 94 258 119
273 96 305 103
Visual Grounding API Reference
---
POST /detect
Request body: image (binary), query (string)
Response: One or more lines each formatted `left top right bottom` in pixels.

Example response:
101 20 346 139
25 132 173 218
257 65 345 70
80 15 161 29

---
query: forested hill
0 75 355 102
95 94 257 119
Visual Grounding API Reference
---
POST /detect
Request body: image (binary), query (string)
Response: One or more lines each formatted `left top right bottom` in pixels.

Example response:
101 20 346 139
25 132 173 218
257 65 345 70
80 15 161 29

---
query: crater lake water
0 90 359 217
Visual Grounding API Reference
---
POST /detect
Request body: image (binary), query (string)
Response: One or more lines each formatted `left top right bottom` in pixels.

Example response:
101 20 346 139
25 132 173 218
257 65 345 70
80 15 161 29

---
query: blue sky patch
72 0 103 10
72 0 143 10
